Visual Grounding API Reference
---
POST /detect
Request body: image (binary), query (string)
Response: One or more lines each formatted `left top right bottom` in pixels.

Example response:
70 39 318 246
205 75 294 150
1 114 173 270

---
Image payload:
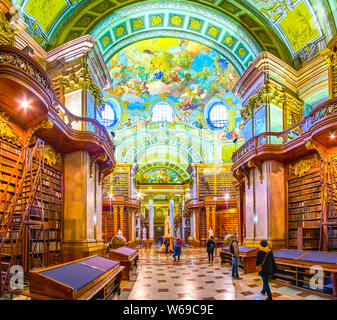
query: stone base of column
62 241 105 262
243 237 286 249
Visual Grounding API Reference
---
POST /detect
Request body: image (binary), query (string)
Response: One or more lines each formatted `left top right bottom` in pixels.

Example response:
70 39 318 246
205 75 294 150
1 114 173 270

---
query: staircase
319 157 337 251
0 139 46 297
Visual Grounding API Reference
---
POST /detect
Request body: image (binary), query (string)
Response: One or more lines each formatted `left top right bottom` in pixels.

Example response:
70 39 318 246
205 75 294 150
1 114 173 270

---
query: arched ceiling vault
13 0 337 69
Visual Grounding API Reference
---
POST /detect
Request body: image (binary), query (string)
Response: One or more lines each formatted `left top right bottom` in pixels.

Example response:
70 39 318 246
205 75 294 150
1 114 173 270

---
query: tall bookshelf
287 169 321 250
0 139 63 272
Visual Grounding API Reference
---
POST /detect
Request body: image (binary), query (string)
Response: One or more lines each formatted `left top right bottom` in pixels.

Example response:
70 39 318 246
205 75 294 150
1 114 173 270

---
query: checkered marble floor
119 247 332 300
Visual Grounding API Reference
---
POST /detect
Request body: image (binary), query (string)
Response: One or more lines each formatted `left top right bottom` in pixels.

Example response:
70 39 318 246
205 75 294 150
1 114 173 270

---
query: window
101 100 117 127
208 103 228 129
151 102 174 122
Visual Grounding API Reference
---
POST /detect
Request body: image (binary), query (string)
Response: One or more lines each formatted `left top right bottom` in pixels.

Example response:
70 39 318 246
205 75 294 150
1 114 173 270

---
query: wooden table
273 249 337 298
108 246 139 280
24 255 124 300
220 246 259 273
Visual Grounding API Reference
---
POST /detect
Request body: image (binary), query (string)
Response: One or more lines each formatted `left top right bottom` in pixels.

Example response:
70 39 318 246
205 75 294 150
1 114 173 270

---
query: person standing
206 236 216 264
256 239 277 300
230 234 242 280
173 239 182 262
164 237 170 253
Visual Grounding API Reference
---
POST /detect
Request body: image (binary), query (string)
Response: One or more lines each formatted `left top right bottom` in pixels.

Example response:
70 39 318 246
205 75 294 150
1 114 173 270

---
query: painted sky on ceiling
107 38 242 133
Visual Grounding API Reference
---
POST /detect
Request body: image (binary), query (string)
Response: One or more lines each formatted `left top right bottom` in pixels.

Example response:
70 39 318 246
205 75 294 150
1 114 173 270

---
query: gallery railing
232 98 337 164
0 45 115 160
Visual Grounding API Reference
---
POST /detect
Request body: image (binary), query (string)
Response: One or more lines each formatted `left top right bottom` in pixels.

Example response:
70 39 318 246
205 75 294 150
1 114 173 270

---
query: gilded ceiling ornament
225 36 234 46
0 112 22 146
208 26 219 37
190 19 201 30
115 26 125 37
102 36 110 46
171 15 182 26
151 16 162 26
44 144 62 167
238 47 246 56
132 19 143 29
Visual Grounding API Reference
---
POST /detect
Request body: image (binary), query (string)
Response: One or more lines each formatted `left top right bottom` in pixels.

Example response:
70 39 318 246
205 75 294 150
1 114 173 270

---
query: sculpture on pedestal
142 226 147 240
164 216 171 237
208 227 214 238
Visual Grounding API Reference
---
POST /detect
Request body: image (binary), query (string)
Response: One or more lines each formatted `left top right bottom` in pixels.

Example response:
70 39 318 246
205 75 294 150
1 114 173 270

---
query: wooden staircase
320 157 337 251
0 139 46 297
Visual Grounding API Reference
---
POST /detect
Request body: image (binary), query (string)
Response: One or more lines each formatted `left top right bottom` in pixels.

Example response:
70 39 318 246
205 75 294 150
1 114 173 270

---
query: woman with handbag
256 240 277 300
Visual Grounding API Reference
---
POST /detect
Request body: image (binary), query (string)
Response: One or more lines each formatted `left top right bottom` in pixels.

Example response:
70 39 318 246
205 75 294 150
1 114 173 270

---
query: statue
164 216 171 237
208 227 214 238
142 226 147 240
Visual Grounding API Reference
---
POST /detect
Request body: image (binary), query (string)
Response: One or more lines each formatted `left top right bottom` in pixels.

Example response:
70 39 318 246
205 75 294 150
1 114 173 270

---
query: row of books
288 220 321 229
288 171 320 185
29 229 60 239
288 192 322 203
288 211 321 222
288 205 322 214
0 142 21 155
289 238 320 248
288 198 322 209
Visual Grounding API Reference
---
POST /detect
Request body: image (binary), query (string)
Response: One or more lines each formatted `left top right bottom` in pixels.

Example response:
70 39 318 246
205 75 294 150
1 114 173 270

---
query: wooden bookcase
0 138 63 272
287 169 321 250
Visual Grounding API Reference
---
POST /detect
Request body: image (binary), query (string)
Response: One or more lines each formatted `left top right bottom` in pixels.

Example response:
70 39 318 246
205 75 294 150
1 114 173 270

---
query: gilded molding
25 118 53 146
240 82 285 121
305 140 325 159
44 144 62 167
52 64 105 111
0 10 17 45
288 155 319 177
90 153 108 178
0 112 22 146
247 160 263 183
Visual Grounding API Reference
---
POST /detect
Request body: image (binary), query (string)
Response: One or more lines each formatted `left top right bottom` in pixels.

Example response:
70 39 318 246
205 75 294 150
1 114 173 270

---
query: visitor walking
164 237 170 253
256 239 277 300
230 234 242 279
173 239 182 262
206 236 216 263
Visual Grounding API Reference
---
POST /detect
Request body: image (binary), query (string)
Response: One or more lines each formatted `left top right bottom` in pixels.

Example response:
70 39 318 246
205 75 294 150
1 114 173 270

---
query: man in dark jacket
164 237 170 253
206 236 216 263
256 239 277 300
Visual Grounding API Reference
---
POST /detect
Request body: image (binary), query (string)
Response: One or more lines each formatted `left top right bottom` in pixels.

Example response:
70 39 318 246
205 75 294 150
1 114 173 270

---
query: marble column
149 199 154 239
113 205 118 235
169 198 175 236
119 205 124 235
136 216 141 239
181 197 185 240
205 205 210 238
63 151 104 261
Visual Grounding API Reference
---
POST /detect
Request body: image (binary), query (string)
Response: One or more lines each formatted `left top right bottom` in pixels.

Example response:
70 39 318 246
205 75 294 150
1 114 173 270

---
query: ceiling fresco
12 0 336 70
106 38 241 118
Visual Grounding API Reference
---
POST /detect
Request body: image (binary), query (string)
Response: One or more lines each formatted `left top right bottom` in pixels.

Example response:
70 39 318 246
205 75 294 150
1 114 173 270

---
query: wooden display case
108 246 138 280
23 255 124 300
220 246 259 273
273 249 337 298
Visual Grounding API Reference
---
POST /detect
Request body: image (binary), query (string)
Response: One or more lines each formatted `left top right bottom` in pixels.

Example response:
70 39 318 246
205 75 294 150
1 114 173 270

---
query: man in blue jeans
230 234 242 280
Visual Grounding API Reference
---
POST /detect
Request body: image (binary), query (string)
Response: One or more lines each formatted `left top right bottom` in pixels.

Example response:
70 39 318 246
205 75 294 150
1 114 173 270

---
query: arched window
101 99 117 127
208 102 228 129
151 102 174 122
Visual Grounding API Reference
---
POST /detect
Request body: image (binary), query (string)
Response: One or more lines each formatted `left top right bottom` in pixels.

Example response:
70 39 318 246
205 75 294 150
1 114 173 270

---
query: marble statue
208 227 214 238
164 216 171 237
142 226 147 240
